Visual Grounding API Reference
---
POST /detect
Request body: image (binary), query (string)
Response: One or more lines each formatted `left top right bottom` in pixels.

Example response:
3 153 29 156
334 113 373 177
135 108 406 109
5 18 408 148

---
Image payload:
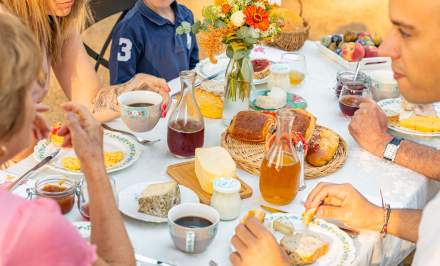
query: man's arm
381 139 440 181
349 98 440 181
305 183 422 243
386 209 421 242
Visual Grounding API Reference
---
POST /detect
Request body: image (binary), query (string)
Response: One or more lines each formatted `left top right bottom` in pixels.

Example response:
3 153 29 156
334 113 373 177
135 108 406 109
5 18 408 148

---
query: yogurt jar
210 178 241 221
268 63 290 91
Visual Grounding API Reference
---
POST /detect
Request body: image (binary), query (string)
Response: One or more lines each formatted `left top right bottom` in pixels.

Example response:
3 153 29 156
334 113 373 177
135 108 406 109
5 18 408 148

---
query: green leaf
240 57 253 83
214 20 227 29
226 45 235 59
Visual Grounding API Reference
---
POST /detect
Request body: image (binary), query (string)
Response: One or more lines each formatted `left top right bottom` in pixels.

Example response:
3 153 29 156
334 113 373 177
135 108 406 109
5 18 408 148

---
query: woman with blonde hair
0 12 135 266
0 0 170 125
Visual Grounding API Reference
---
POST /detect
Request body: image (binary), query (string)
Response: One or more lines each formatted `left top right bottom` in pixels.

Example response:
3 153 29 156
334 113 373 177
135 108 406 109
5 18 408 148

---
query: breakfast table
7 41 440 266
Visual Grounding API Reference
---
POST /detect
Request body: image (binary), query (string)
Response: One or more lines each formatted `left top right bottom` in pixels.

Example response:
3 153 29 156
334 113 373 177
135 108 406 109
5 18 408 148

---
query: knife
135 254 176 266
8 149 60 192
260 205 288 213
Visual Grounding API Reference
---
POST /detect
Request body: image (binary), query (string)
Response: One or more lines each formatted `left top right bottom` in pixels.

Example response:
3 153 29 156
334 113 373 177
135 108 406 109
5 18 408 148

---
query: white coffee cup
117 91 162 132
168 203 220 254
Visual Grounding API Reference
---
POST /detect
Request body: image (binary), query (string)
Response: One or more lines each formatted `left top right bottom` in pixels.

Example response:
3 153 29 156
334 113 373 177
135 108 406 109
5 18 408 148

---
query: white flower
268 0 282 5
255 2 266 9
230 10 245 27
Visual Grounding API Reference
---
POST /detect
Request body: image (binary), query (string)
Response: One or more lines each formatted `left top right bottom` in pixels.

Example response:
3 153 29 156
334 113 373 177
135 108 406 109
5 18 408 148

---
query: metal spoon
353 59 363 81
102 124 160 145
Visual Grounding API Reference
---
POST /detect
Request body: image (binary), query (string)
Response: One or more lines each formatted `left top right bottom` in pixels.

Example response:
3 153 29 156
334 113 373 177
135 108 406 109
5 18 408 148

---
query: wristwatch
383 137 403 162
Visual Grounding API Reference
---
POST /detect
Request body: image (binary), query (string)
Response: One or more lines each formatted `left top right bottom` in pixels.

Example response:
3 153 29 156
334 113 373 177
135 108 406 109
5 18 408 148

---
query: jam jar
335 71 370 98
27 175 77 214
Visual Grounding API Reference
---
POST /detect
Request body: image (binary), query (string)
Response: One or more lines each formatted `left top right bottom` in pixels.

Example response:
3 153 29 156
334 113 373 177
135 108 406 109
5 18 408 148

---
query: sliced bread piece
280 233 329 265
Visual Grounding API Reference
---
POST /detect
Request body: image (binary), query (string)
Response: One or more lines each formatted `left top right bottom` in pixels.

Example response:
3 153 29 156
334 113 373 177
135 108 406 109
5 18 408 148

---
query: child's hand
128 74 171 118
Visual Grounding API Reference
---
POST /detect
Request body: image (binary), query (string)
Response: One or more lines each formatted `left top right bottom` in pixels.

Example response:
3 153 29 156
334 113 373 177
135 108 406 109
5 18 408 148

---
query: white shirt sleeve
413 192 440 265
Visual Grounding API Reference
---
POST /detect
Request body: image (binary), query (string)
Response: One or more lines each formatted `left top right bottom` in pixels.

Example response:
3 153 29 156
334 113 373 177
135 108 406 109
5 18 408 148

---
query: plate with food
378 98 440 137
234 210 355 266
118 180 199 223
252 58 271 85
195 54 229 81
250 88 307 111
34 131 141 175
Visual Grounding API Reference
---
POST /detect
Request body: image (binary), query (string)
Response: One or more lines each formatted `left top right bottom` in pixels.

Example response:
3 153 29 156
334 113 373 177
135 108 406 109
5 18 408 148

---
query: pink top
0 190 97 266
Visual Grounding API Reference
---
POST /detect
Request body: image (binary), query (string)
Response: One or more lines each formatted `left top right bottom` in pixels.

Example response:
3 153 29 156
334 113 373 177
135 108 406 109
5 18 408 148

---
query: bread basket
270 0 310 51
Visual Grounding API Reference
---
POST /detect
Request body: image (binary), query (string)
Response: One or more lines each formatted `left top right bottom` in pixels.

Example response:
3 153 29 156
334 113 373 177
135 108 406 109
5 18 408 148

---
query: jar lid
213 178 241 194
270 63 290 74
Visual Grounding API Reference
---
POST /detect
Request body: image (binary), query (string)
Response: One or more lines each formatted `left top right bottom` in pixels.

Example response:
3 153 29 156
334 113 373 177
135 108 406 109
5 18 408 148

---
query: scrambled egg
61 151 125 171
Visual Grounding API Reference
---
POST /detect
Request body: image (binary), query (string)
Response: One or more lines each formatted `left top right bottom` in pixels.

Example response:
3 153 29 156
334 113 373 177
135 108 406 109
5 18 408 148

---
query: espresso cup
117 91 162 132
168 203 220 254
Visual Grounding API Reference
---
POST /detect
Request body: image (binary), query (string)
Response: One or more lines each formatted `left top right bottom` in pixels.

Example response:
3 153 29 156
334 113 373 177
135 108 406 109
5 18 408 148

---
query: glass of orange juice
281 53 307 87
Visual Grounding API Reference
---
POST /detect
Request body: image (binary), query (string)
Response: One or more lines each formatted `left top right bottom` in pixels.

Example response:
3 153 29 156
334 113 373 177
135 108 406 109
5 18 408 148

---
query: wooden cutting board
167 161 253 205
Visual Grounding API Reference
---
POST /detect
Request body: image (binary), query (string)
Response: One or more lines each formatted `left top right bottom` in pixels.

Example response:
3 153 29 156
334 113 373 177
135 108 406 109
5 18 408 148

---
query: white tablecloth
8 41 440 266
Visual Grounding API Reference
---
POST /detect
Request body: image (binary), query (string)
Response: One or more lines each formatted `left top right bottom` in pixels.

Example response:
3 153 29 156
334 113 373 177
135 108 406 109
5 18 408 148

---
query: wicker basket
271 0 310 51
221 126 348 179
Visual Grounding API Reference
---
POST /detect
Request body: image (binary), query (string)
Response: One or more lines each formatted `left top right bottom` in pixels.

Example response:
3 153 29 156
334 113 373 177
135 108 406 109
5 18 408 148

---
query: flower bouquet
177 0 283 123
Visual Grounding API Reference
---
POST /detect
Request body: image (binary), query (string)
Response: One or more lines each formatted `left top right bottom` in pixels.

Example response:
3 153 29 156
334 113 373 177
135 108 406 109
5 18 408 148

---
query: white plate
73 221 91 240
195 54 229 81
33 131 141 176
118 181 199 223
232 214 356 266
378 98 440 137
196 54 269 85
253 76 269 85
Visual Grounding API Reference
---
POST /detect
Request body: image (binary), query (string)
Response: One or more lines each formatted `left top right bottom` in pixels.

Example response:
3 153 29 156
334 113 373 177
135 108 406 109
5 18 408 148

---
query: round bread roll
306 127 339 167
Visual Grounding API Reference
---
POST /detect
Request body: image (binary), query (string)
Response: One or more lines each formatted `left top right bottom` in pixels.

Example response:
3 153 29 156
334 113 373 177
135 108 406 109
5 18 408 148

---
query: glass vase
222 55 254 125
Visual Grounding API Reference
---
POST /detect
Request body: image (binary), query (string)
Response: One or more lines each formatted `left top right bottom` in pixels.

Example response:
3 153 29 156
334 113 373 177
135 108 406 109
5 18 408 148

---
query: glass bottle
259 109 301 205
167 70 205 158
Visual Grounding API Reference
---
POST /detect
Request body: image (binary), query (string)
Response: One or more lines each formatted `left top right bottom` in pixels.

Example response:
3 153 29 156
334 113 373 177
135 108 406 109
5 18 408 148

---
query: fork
102 124 160 145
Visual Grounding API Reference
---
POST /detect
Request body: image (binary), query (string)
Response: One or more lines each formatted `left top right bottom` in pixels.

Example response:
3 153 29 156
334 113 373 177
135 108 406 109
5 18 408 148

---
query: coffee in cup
117 91 162 132
168 203 219 254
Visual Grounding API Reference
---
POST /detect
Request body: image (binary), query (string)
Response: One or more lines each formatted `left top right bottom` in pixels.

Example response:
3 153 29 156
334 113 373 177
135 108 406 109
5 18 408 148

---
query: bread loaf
289 109 316 143
138 181 181 218
228 111 276 143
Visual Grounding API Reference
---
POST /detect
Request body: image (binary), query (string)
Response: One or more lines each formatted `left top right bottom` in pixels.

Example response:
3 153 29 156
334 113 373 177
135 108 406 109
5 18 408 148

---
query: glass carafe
167 70 205 158
260 109 301 205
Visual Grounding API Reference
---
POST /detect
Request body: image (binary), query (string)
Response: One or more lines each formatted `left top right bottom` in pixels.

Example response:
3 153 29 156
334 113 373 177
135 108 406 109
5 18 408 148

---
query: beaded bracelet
380 189 391 237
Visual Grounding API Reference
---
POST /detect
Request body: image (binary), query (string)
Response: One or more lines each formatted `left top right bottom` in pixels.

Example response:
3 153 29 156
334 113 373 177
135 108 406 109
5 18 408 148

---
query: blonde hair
0 14 41 140
0 0 92 62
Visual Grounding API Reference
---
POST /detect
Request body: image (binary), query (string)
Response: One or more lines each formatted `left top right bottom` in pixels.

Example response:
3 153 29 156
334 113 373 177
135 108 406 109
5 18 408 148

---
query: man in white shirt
230 0 440 265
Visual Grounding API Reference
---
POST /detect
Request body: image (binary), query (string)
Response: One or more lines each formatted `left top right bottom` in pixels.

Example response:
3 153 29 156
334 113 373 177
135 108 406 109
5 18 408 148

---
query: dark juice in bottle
167 119 204 158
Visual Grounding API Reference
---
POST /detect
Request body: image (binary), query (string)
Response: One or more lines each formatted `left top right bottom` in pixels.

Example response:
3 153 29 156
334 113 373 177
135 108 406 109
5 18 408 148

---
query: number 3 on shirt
117 38 133 62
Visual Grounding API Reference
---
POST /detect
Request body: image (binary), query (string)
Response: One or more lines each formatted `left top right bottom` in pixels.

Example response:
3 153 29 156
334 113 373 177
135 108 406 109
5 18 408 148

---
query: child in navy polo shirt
109 0 199 84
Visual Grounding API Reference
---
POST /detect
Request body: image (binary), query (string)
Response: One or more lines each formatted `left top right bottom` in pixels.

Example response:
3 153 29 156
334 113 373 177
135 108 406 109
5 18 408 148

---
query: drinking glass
77 177 118 220
280 53 307 87
338 83 371 117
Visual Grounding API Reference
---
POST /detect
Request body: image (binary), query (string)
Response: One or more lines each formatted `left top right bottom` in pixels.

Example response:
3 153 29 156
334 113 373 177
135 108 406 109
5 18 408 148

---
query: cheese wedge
399 115 440 133
195 147 236 194
138 181 181 218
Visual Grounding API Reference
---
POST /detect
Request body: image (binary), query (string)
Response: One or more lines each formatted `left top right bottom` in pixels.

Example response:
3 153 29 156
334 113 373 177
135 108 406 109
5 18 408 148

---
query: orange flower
222 3 231 14
244 5 270 31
